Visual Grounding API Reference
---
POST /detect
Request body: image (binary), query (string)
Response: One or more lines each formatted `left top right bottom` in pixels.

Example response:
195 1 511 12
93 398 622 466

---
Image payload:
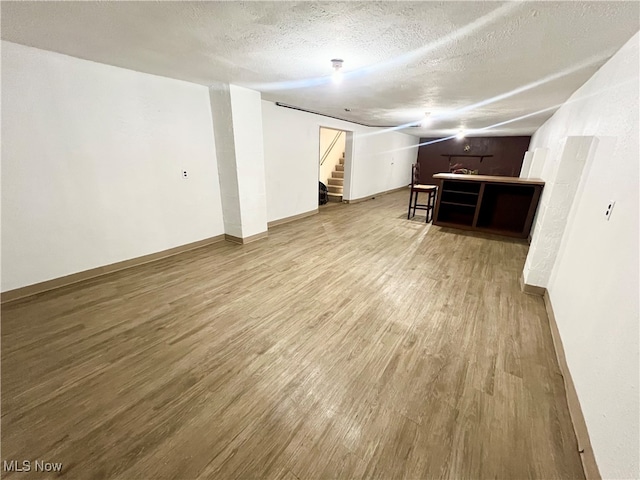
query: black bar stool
407 163 437 223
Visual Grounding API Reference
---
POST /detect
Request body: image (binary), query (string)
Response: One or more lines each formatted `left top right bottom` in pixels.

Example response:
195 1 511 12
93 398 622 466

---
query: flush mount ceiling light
420 112 432 127
456 129 466 139
331 58 344 84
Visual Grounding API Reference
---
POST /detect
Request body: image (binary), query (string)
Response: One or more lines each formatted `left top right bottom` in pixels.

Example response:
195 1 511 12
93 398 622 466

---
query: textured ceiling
2 1 639 137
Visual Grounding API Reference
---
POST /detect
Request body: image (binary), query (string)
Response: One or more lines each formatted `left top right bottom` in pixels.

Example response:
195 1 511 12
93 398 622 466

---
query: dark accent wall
416 136 531 185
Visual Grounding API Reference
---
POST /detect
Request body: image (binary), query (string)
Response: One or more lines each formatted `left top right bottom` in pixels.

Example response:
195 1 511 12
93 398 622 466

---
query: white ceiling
2 1 638 137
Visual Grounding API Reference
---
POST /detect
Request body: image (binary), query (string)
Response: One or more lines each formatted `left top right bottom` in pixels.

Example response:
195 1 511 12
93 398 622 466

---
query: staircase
327 153 345 202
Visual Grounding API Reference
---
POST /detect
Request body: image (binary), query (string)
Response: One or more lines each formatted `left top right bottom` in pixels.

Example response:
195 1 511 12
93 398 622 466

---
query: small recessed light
420 112 431 127
456 129 466 139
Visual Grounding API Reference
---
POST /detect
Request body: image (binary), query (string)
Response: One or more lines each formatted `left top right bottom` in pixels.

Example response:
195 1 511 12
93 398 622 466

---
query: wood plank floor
1 191 584 480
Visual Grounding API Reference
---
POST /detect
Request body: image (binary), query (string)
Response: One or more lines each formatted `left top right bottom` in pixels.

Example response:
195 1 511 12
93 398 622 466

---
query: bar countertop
433 173 545 186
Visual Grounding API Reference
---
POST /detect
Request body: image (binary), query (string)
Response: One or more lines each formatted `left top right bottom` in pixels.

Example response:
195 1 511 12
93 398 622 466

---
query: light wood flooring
1 191 584 479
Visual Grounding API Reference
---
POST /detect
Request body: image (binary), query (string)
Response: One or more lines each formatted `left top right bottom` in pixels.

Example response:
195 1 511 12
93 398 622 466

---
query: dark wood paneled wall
416 136 531 185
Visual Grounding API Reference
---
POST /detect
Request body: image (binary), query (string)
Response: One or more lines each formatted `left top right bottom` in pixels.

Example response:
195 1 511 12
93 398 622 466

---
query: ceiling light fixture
456 129 466 139
420 112 432 128
331 58 344 84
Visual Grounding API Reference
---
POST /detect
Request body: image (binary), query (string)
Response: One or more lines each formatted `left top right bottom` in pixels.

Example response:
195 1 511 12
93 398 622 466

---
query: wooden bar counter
432 173 544 238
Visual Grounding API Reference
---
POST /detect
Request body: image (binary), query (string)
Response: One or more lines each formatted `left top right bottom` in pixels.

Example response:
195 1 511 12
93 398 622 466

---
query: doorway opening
319 126 349 204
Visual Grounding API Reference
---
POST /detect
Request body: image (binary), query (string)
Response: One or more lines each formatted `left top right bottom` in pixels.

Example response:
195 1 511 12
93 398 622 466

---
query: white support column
528 147 548 178
209 83 268 241
520 150 534 178
523 137 597 287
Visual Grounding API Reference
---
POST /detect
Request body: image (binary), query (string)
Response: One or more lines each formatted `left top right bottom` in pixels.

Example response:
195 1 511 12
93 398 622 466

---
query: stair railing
320 131 344 166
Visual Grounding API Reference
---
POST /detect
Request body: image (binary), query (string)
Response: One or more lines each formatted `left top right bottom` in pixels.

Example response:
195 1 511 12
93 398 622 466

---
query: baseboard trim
267 208 318 228
1 234 226 304
543 290 601 480
344 185 408 204
520 274 546 296
519 275 600 479
224 231 268 245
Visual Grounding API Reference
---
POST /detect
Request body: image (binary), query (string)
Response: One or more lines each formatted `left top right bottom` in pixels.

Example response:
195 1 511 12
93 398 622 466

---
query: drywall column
523 137 596 287
209 84 268 241
528 148 548 178
519 150 534 178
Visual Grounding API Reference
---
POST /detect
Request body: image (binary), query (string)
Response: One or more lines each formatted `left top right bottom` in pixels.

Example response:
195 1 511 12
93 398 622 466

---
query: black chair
407 163 437 223
319 181 329 205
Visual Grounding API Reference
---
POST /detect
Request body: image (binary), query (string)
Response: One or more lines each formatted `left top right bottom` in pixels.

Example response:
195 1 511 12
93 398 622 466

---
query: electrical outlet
182 170 188 179
605 200 615 221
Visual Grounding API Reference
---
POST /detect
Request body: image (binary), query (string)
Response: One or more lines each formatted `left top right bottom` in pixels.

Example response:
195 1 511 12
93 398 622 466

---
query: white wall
528 32 639 479
262 101 419 222
1 41 224 292
350 129 418 200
